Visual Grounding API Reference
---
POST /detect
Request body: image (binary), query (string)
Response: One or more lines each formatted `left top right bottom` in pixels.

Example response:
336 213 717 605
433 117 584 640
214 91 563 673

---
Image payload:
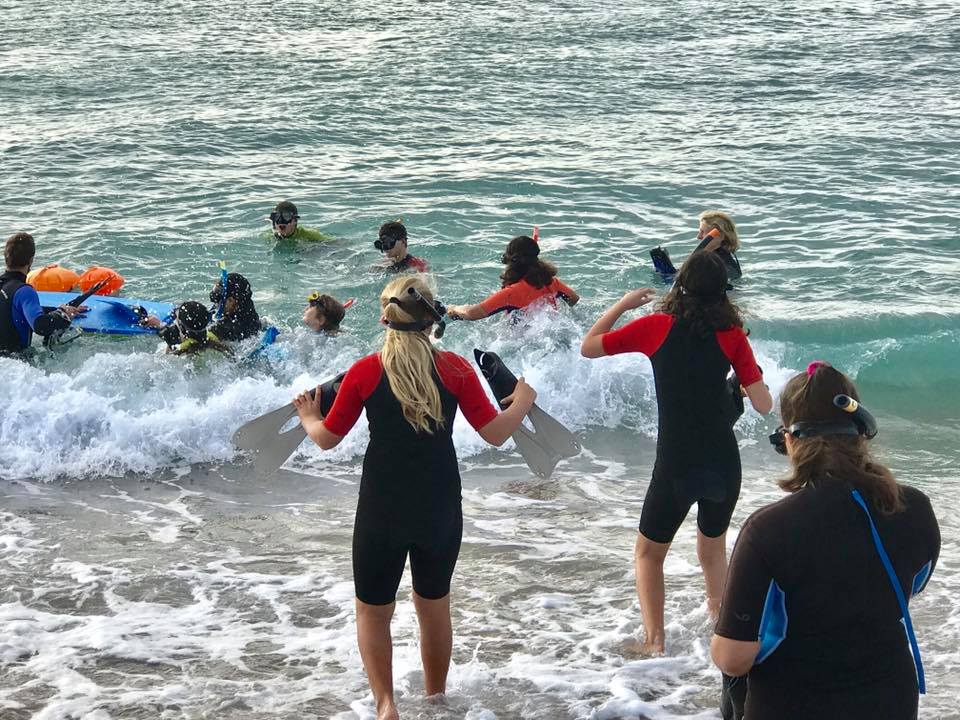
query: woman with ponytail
446 234 579 320
293 276 537 720
580 250 772 655
712 362 940 720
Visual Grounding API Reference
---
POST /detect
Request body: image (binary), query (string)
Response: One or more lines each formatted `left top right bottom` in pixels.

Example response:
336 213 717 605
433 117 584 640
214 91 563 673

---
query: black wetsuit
322 352 498 605
209 301 260 341
695 238 742 281
716 481 940 720
601 313 762 542
0 271 71 354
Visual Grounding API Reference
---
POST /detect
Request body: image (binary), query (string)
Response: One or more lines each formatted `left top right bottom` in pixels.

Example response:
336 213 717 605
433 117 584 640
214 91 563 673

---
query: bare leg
412 592 452 697
356 599 399 720
697 530 728 622
634 533 671 654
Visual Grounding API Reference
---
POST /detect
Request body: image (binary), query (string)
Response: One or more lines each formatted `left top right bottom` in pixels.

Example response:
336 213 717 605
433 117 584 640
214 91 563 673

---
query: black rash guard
322 351 498 605
716 481 939 720
601 313 762 542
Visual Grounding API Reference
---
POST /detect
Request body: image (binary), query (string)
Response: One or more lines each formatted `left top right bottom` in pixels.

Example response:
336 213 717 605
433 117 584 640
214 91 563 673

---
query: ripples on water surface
1 1 959 718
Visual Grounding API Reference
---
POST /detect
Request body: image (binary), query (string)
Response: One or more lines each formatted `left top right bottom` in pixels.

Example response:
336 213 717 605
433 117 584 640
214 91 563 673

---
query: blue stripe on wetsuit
851 489 925 694
756 579 788 663
912 560 932 596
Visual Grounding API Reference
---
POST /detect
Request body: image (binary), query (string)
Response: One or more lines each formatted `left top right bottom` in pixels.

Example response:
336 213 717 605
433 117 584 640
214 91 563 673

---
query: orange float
78 266 125 295
26 264 81 292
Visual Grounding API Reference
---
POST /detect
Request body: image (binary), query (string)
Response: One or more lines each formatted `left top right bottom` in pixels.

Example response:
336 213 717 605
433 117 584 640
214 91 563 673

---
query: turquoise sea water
2 2 959 718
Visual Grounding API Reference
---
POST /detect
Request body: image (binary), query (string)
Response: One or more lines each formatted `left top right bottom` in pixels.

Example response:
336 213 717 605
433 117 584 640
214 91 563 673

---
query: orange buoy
78 266 125 295
26 264 81 292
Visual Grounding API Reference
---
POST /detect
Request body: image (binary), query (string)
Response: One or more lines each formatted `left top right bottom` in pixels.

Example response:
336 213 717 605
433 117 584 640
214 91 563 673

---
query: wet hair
5 232 36 269
379 220 408 246
500 235 557 289
310 293 345 332
211 272 253 304
379 276 444 434
656 251 743 336
173 301 232 356
274 200 298 216
778 363 903 514
699 210 739 253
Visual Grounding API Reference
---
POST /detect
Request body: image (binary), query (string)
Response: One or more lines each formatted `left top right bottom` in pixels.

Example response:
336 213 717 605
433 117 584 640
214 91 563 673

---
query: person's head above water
270 200 300 239
209 272 254 316
698 210 739 253
303 292 345 334
173 301 212 342
376 220 409 263
500 234 557 289
657 250 742 335
5 232 36 272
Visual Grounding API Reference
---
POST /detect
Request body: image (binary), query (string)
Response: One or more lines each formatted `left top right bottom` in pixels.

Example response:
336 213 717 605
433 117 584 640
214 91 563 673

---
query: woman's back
718 481 939 719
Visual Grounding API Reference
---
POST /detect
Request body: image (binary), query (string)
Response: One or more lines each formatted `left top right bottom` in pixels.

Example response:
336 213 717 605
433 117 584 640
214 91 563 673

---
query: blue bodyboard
38 292 175 335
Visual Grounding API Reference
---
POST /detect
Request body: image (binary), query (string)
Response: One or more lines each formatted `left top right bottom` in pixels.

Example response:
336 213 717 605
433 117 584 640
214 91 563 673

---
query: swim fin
243 326 281 362
473 349 581 479
650 246 677 276
231 372 344 476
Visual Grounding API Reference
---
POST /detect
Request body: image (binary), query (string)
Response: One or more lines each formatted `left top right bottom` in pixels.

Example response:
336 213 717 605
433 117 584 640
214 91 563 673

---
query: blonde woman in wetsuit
293 275 536 720
581 251 772 655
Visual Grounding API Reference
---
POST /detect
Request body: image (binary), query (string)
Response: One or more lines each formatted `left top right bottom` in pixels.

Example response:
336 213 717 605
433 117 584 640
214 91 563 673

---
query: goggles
270 210 299 225
375 235 400 252
768 394 878 455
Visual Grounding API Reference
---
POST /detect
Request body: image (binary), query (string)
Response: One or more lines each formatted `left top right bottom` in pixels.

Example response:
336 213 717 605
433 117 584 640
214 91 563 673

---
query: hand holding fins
231 372 344 476
473 349 580 479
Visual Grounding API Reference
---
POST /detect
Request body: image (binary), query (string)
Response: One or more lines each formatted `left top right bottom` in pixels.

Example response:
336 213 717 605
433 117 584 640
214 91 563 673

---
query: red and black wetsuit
322 351 498 605
479 277 575 317
601 313 762 542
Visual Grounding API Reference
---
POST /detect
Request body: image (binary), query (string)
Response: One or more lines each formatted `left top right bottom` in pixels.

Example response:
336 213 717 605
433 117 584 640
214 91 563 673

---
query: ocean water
2 0 959 717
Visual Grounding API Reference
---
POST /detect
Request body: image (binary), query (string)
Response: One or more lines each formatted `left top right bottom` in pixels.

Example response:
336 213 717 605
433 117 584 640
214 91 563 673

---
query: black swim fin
724 371 746 427
473 349 581 479
650 246 678 276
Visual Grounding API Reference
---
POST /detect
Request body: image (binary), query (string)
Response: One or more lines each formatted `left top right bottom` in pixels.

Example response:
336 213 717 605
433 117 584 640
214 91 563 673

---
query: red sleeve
436 352 499 431
411 256 428 272
716 328 763 386
322 354 382 436
601 313 673 357
478 284 523 316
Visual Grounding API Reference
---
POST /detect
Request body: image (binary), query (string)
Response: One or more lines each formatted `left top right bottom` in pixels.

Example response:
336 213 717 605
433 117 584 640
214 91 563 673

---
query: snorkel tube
383 286 448 340
215 261 228 319
833 394 878 439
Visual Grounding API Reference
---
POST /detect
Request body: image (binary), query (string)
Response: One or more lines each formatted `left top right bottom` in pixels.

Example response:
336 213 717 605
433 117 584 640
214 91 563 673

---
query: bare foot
376 700 399 720
425 692 447 706
620 636 665 658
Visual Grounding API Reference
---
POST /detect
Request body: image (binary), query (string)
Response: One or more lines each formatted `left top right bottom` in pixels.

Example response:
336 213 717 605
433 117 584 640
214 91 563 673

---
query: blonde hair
380 276 445 434
699 210 740 253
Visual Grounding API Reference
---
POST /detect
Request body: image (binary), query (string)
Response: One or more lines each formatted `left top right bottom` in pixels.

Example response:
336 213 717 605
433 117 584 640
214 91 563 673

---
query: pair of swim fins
231 350 581 479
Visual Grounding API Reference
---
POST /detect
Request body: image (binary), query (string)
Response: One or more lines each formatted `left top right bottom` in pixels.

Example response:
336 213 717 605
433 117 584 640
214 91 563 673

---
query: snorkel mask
383 286 447 339
769 394 878 455
375 234 400 252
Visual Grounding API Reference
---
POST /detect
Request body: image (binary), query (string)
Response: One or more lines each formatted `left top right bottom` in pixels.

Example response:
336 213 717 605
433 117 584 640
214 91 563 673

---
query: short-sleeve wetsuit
601 313 762 542
479 277 575 317
323 351 498 605
716 482 940 720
